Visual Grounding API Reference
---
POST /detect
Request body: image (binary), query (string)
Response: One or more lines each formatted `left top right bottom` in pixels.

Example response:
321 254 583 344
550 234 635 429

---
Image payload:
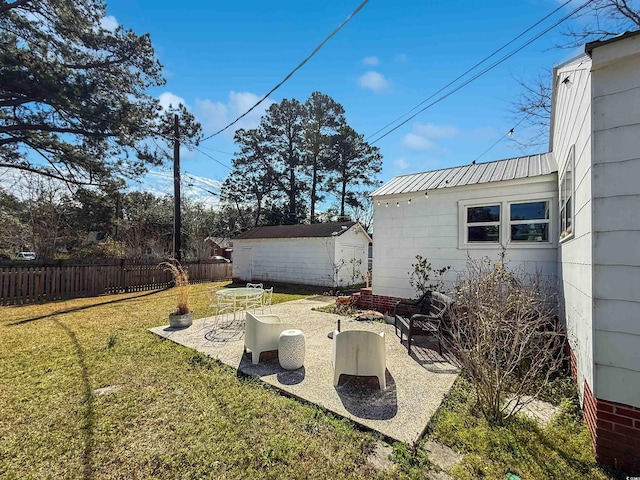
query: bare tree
511 1 640 147
561 0 640 48
442 253 565 425
510 72 553 149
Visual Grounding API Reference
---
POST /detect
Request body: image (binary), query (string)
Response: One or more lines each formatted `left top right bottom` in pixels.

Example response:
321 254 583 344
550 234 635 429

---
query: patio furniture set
207 285 454 390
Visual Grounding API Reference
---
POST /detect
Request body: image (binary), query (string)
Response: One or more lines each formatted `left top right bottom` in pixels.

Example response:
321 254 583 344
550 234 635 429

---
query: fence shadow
6 288 169 326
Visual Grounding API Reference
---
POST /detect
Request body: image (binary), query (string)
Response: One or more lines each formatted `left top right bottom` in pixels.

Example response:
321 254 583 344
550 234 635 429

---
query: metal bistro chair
215 291 239 329
245 283 264 312
261 287 273 313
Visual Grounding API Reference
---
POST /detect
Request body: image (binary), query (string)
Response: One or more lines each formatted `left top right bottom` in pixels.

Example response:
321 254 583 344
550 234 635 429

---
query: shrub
408 255 451 297
442 253 565 425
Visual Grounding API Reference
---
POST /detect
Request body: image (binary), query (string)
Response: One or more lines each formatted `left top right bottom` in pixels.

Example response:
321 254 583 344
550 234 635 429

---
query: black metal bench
394 291 455 355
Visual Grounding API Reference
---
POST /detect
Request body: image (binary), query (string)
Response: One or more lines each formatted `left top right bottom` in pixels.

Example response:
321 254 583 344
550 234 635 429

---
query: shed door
237 247 253 282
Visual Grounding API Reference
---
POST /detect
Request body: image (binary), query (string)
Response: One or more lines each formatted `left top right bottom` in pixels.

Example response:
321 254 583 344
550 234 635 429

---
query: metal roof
234 221 359 240
371 153 557 197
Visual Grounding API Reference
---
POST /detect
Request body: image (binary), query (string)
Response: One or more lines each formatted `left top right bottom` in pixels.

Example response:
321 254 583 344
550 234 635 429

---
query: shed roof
371 153 557 197
234 221 359 240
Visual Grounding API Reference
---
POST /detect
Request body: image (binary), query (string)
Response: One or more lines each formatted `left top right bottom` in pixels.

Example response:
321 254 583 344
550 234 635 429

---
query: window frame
559 145 575 242
465 204 501 244
508 200 551 243
458 192 557 249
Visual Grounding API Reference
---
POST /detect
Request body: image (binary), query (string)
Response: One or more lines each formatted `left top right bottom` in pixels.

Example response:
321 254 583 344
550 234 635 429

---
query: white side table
278 329 305 370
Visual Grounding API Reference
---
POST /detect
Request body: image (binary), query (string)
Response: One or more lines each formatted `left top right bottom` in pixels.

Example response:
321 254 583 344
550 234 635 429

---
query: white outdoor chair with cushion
261 287 274 313
332 329 387 390
244 311 295 364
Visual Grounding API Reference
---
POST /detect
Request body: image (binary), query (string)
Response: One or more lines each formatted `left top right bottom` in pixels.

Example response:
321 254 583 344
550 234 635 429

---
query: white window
465 205 500 243
560 146 574 240
509 201 550 242
459 193 556 249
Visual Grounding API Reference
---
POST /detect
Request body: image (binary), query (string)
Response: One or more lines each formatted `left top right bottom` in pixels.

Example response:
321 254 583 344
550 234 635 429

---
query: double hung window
510 201 550 242
462 196 554 246
466 205 500 242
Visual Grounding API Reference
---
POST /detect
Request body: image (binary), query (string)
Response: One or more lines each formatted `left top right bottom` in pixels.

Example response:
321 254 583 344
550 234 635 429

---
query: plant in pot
160 260 193 328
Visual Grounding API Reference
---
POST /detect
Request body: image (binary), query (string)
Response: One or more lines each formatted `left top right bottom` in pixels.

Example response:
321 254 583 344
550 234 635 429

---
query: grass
425 376 622 480
0 283 379 479
0 282 622 479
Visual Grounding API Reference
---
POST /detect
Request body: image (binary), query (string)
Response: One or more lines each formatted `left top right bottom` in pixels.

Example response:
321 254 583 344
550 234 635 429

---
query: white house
369 31 640 472
232 221 371 288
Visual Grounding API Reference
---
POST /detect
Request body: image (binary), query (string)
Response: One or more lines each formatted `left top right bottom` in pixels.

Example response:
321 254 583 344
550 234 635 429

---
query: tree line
221 92 382 226
0 177 255 260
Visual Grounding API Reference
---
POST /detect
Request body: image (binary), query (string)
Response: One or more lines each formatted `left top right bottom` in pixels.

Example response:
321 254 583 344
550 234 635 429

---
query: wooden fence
0 260 232 306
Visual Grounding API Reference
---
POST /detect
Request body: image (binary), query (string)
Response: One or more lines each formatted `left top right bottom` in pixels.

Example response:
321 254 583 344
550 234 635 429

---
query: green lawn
0 283 378 479
0 283 620 479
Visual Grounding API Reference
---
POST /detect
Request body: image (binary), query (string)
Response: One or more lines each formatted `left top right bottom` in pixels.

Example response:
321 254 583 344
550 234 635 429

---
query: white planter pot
169 311 193 328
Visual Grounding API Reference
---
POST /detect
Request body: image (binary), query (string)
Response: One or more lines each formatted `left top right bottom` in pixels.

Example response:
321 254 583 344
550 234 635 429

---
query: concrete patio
150 296 458 444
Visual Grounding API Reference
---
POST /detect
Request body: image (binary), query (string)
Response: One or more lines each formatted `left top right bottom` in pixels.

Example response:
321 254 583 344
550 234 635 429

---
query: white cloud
158 92 186 111
401 122 459 152
358 71 390 93
413 122 459 139
100 15 118 32
401 133 438 152
195 91 274 138
362 56 379 66
393 158 410 171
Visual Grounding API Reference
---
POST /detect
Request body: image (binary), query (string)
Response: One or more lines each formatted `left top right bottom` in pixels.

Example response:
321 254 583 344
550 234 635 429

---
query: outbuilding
232 221 371 288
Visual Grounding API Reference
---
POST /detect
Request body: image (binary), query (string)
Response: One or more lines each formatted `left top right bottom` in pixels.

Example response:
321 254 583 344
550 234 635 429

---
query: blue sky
104 0 585 200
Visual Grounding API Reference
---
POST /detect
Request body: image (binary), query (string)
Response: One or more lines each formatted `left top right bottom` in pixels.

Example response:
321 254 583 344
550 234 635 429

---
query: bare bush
442 253 565 425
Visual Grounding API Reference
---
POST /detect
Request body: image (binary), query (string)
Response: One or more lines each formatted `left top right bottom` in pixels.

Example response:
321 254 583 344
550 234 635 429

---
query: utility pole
173 114 181 261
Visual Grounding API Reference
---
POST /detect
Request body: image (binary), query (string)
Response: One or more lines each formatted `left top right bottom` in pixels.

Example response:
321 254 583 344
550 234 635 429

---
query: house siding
372 177 557 300
553 55 594 401
591 35 640 409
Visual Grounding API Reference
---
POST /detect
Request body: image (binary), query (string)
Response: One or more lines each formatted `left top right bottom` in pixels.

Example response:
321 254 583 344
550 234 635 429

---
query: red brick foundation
355 288 405 314
583 380 640 473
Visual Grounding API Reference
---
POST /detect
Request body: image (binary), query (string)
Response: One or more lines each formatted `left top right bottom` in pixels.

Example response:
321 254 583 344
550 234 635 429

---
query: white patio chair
332 329 386 389
245 283 264 312
215 292 238 328
244 311 295 364
206 285 221 308
261 287 273 313
204 285 222 328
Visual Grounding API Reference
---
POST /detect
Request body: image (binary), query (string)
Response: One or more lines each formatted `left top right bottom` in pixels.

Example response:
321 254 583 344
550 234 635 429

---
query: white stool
278 329 305 370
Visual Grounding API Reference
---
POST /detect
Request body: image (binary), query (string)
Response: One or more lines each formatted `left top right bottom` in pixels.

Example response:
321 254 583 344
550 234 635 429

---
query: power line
200 0 370 142
471 115 529 164
197 145 234 156
194 147 233 171
368 0 592 145
365 0 574 142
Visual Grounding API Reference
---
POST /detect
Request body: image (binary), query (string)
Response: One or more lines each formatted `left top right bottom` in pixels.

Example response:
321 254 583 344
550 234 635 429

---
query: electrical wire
200 0 370 142
471 115 528 164
365 0 575 142
368 0 592 145
193 147 233 171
